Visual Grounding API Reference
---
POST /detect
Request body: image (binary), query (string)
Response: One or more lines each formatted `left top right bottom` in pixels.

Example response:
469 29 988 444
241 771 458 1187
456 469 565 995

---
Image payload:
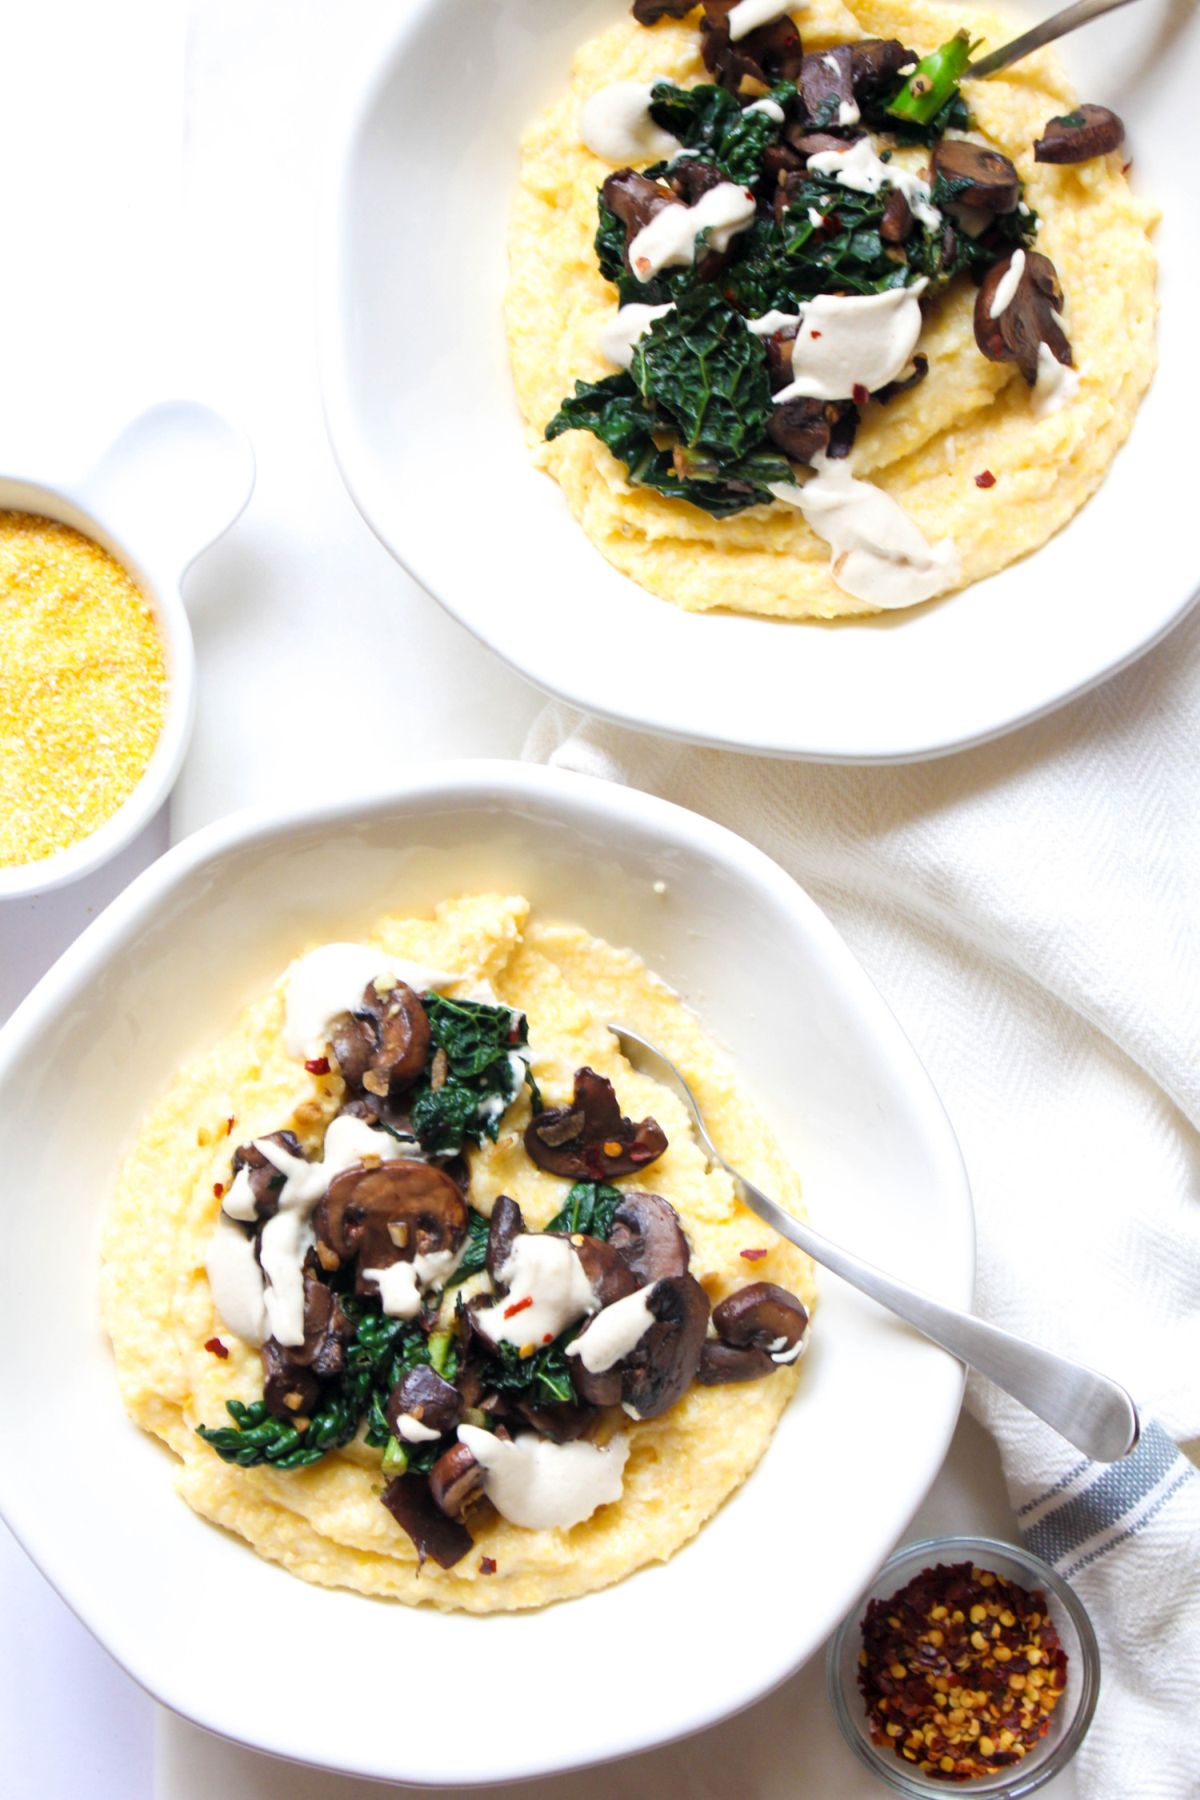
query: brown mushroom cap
1034 103 1123 164
386 1364 464 1441
712 1280 809 1355
525 1067 668 1180
974 249 1071 385
568 1232 643 1307
696 1340 778 1384
486 1193 526 1282
797 45 856 130
931 138 1020 214
849 37 915 96
328 977 430 1100
314 1158 468 1294
609 1191 691 1282
262 1271 353 1419
766 391 858 464
783 124 853 159
602 169 679 275
700 0 803 91
381 1472 474 1567
230 1130 305 1222
622 1274 711 1419
513 1398 596 1442
880 187 913 243
428 1440 487 1518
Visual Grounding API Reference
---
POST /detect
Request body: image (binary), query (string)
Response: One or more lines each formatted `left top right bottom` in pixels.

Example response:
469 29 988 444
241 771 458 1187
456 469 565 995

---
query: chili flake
974 470 997 489
479 1556 497 1575
304 1056 331 1076
740 1247 768 1262
213 1182 225 1199
204 1337 230 1360
852 383 870 405
503 1295 534 1320
858 1561 1067 1781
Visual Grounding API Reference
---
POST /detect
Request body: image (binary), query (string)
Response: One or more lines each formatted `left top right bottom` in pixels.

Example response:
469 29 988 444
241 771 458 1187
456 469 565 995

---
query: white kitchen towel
524 604 1200 1799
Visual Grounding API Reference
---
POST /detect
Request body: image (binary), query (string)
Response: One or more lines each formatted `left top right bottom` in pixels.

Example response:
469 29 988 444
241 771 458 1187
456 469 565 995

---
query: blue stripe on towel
1023 1421 1183 1568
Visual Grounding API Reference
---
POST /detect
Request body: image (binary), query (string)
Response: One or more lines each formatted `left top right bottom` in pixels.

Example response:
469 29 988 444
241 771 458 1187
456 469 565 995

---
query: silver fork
610 1023 1140 1463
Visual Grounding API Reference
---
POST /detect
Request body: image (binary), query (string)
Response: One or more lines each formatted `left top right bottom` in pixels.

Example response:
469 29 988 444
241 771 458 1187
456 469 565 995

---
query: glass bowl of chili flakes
827 1535 1100 1795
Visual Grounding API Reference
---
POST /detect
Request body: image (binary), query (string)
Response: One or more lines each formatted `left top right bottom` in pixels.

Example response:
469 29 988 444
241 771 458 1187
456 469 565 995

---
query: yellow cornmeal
101 893 816 1613
506 0 1159 619
0 512 167 866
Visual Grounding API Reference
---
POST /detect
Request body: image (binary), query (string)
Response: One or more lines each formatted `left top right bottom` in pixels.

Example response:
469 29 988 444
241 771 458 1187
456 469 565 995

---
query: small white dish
321 0 1196 763
0 401 254 896
0 762 970 1785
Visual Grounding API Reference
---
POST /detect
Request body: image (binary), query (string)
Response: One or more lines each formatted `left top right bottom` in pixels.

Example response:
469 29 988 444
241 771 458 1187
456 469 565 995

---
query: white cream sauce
773 281 926 404
473 1234 599 1350
629 182 757 282
395 1412 444 1445
744 97 786 123
283 943 462 1060
567 1282 660 1373
728 0 795 40
579 79 682 165
746 307 800 338
205 1213 268 1347
1032 341 1081 418
768 1329 809 1363
769 454 961 608
361 1244 465 1321
988 248 1025 319
457 1426 631 1531
598 302 675 370
805 137 942 232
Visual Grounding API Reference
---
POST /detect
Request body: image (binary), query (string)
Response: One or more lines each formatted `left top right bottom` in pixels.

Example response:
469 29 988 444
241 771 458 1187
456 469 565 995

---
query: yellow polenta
101 893 814 1612
505 0 1158 619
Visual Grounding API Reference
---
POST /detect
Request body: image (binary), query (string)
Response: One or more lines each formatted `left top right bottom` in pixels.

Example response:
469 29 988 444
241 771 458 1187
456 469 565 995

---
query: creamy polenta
101 893 815 1612
506 0 1158 618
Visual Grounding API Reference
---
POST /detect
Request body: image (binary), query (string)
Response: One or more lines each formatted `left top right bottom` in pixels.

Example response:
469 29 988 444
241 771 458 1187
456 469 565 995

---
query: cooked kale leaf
445 1208 491 1288
545 1180 624 1238
477 1338 578 1408
632 288 772 460
408 994 533 1156
647 80 794 184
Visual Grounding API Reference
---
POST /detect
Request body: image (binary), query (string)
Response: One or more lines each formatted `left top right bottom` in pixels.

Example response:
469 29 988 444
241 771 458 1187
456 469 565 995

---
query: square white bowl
0 762 971 1783
321 0 1198 762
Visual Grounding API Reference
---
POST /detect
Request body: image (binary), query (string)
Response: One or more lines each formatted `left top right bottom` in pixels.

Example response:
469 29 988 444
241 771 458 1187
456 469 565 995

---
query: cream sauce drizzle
473 1234 599 1350
205 1213 268 1347
769 455 961 608
772 282 927 403
744 97 786 123
579 79 682 165
598 302 675 370
988 248 1026 319
458 1426 631 1530
283 942 461 1060
361 1244 465 1321
629 182 757 282
805 137 942 231
567 1282 660 1373
1032 341 1081 418
395 1413 444 1445
728 0 795 40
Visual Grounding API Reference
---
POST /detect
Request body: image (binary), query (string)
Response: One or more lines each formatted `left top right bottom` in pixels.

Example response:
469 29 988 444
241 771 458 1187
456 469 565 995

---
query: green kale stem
382 1435 408 1475
886 31 972 127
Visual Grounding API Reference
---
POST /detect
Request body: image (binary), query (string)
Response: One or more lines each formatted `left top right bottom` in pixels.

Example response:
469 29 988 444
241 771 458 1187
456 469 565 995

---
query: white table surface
0 2 1076 1793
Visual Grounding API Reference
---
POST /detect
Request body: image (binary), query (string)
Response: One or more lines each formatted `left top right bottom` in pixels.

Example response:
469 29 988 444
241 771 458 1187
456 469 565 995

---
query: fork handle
756 1198 1139 1462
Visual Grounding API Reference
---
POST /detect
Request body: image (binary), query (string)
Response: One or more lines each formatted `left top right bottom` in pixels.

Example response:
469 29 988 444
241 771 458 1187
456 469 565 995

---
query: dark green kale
545 1180 624 1238
477 1338 578 1409
445 1207 491 1288
409 993 534 1156
647 80 794 185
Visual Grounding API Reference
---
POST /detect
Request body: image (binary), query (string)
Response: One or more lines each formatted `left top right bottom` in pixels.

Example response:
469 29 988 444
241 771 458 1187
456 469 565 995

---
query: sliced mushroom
513 1398 596 1442
700 0 803 92
386 1364 464 1441
848 37 914 97
974 249 1071 385
668 159 728 205
261 1271 353 1419
230 1130 305 1222
486 1193 526 1282
314 1159 468 1293
569 1232 643 1307
1034 104 1123 164
609 1191 691 1281
797 46 855 130
428 1440 487 1518
712 1281 809 1357
931 139 1020 214
328 977 431 1100
696 1340 777 1384
783 123 852 159
874 352 929 405
767 395 859 465
880 187 913 243
632 0 696 20
602 168 679 274
763 142 803 180
381 1472 474 1568
525 1068 668 1180
620 1274 711 1419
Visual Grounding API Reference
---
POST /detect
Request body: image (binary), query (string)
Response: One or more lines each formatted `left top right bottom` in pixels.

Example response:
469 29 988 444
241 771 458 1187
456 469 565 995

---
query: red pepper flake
852 383 869 405
810 329 822 339
740 1247 768 1262
225 1115 236 1136
1122 159 1133 174
503 1295 534 1320
859 1560 1068 1781
304 1055 331 1076
479 1556 497 1575
975 469 997 489
204 1337 229 1359
543 1333 553 1344
213 1182 225 1199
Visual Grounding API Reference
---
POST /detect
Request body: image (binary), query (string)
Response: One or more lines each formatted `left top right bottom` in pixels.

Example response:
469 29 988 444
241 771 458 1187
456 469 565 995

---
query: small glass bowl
827 1535 1100 1798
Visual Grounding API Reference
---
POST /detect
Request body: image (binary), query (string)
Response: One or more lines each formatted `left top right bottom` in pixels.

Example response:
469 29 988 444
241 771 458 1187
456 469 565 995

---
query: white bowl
0 401 254 896
0 763 970 1784
321 0 1197 763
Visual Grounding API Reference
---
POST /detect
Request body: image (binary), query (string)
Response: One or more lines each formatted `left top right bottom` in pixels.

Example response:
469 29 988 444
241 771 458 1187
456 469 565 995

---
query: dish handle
71 401 255 582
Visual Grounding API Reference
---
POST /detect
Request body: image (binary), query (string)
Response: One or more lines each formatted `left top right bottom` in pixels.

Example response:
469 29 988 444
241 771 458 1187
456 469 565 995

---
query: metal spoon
966 0 1141 79
610 1024 1140 1463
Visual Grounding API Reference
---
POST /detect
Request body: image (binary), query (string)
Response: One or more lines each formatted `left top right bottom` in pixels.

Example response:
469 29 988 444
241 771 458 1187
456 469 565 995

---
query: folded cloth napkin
524 607 1200 1798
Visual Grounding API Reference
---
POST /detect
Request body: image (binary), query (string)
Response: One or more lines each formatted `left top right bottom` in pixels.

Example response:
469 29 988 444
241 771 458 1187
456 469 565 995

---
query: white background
0 3 1075 1793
